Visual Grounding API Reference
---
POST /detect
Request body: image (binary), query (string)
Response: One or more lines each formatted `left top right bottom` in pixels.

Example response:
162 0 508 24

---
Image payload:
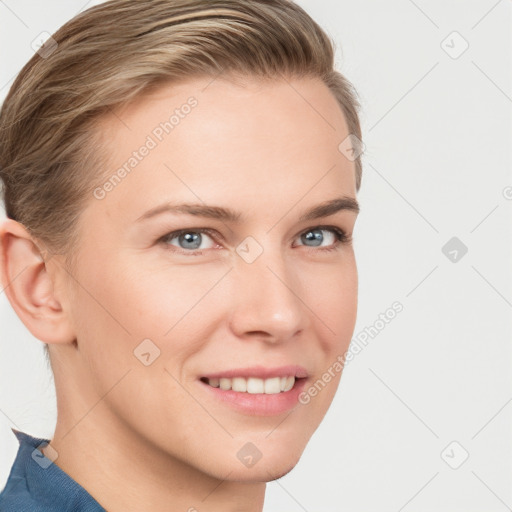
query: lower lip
198 378 308 416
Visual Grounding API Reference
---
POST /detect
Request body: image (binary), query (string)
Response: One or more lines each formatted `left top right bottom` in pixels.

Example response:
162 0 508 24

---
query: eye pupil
180 232 202 249
302 229 323 247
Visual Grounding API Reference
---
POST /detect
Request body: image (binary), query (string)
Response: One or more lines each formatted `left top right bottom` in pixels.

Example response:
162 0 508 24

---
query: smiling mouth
200 376 306 394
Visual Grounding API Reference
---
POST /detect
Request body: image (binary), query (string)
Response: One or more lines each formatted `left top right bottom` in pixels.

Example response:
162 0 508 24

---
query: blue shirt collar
0 428 106 511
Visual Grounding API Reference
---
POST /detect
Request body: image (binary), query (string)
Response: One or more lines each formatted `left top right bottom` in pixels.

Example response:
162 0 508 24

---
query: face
54 74 359 481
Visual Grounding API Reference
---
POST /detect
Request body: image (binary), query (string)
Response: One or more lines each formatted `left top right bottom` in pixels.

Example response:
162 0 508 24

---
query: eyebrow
135 196 359 224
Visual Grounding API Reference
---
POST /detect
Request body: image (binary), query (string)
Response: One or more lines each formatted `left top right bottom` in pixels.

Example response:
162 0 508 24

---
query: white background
1 1 511 511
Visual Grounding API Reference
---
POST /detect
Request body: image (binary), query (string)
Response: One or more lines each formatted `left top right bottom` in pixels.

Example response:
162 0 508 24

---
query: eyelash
157 225 352 257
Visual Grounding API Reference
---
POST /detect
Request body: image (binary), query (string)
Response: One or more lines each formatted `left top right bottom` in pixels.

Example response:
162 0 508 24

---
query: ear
0 218 76 345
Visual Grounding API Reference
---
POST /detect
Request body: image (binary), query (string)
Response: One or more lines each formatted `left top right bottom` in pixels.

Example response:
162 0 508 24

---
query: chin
217 449 303 483
263 462 298 481
222 465 299 484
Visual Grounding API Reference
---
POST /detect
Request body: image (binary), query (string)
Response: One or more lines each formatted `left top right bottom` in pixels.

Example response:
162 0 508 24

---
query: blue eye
297 226 349 249
158 225 351 256
160 228 217 253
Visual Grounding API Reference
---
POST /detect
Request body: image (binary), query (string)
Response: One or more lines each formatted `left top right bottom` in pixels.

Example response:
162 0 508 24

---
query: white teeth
264 377 281 394
219 378 231 390
283 376 295 392
232 377 247 392
247 377 264 394
205 376 296 393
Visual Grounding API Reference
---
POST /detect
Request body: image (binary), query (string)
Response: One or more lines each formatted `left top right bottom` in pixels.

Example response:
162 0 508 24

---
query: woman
0 0 363 510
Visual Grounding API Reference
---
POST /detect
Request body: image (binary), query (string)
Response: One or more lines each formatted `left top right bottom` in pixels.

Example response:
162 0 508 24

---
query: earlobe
0 218 75 345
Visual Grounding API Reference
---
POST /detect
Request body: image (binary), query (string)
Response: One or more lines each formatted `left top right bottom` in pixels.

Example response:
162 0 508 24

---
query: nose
227 244 309 344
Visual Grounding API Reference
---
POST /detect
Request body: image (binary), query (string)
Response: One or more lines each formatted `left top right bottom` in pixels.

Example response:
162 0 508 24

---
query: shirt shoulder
0 428 106 511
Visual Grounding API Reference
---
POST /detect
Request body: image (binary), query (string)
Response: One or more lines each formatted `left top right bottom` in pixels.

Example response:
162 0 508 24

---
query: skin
0 74 359 512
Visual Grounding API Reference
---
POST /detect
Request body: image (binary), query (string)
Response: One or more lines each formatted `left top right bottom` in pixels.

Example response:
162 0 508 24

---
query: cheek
66 257 207 431
71 254 224 366
301 255 358 346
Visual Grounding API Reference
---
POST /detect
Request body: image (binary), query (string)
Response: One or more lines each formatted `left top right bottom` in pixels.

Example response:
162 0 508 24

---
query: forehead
89 75 356 223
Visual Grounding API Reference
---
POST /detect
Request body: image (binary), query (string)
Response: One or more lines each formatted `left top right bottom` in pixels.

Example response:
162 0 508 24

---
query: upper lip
200 365 309 380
